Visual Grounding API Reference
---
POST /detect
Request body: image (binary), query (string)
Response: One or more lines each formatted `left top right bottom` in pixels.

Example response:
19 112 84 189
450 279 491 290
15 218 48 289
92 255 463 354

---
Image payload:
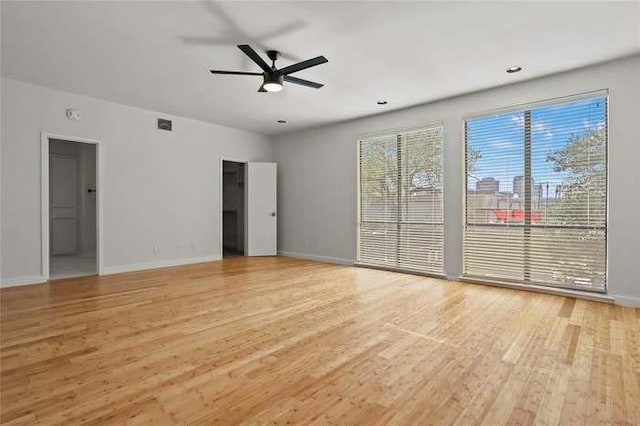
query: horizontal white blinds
464 96 607 291
358 126 444 274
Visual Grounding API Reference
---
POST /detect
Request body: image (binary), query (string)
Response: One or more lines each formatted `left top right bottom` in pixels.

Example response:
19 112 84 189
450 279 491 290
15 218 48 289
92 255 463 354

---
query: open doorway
48 139 97 279
222 160 245 257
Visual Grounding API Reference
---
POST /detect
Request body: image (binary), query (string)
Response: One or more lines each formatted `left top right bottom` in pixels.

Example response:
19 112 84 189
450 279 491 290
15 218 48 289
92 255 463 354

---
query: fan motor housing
265 72 283 85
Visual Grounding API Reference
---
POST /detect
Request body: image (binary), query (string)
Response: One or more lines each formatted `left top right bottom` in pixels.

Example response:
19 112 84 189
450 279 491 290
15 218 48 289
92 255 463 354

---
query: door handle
271 212 276 217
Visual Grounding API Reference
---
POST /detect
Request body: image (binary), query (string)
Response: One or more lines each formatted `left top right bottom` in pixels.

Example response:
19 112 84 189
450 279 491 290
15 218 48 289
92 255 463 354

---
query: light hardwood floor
1 257 638 425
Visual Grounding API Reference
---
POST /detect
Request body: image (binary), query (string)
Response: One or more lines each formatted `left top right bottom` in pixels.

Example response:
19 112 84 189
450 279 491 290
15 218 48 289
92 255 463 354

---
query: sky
466 97 606 196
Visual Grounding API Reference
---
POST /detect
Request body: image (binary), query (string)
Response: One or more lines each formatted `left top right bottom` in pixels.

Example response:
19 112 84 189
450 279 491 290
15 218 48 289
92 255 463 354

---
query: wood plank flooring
1 257 638 425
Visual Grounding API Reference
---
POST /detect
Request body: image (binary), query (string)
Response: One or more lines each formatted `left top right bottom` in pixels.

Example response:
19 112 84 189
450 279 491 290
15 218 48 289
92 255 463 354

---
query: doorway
48 139 98 279
222 160 245 257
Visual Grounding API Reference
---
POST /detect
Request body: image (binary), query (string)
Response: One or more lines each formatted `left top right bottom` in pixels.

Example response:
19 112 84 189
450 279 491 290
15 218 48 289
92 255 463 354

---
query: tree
466 148 483 182
403 128 443 191
543 127 607 287
359 137 398 199
360 128 482 198
545 127 606 226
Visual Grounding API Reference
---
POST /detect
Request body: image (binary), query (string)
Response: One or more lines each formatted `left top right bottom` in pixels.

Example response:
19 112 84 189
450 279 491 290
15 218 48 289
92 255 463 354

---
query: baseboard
1 275 47 288
278 250 353 266
612 295 640 308
102 255 222 275
461 277 616 304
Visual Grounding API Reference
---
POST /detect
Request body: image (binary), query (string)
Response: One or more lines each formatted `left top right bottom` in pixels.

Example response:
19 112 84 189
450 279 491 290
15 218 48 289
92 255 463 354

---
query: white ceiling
2 1 639 136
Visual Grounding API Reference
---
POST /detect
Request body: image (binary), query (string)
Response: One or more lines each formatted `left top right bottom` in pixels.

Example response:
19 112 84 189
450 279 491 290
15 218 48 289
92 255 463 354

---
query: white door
50 155 79 255
245 162 277 256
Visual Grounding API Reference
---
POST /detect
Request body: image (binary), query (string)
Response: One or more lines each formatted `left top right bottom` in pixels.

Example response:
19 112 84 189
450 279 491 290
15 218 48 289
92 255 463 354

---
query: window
357 125 444 274
464 94 607 292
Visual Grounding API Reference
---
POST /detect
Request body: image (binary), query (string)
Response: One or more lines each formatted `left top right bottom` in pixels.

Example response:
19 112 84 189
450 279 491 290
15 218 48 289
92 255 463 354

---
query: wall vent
157 118 172 131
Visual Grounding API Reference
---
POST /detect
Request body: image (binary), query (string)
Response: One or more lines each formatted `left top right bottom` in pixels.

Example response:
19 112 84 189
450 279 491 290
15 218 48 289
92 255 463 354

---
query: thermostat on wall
66 108 81 120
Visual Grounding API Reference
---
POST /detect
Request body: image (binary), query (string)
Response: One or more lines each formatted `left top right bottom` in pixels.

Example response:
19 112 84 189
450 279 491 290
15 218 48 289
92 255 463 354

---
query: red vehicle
493 209 541 223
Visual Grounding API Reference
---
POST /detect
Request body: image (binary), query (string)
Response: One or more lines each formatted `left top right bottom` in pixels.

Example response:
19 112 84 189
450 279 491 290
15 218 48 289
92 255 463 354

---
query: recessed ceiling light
506 66 523 74
377 100 388 105
277 120 287 124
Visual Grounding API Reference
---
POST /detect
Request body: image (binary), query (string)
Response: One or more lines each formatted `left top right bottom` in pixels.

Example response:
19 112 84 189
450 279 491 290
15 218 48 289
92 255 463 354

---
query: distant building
513 176 542 202
464 175 554 224
533 183 543 202
476 177 499 193
513 176 526 198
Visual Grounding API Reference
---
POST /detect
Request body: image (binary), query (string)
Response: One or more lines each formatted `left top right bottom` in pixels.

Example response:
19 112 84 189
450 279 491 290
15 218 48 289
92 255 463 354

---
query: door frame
41 132 104 279
219 157 248 257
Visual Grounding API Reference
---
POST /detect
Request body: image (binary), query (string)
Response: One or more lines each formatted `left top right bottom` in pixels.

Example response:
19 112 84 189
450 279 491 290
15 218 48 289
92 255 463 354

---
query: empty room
1 1 639 424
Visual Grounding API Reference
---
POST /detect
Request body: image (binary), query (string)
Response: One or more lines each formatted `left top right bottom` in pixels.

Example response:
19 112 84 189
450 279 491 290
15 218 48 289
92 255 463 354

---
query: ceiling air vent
157 118 172 131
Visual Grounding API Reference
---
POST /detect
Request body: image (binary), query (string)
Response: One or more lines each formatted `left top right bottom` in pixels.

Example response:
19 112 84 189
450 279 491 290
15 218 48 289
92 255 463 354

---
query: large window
357 125 444 274
464 94 608 292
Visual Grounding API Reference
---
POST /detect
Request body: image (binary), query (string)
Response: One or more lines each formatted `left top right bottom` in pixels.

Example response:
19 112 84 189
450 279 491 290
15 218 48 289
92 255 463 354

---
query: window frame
462 90 610 293
355 121 446 277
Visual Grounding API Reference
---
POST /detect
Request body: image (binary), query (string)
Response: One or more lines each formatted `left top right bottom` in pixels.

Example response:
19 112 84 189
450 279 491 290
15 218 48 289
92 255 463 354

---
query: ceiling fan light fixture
263 73 284 92
263 82 283 92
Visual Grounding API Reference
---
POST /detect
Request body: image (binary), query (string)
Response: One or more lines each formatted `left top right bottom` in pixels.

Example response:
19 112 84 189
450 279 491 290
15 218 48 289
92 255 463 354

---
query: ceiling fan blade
283 75 324 89
237 44 272 73
258 84 267 92
279 56 328 75
210 70 263 76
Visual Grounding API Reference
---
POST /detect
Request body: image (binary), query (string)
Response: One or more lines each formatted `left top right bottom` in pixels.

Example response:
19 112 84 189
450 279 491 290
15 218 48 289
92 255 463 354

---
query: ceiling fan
210 44 328 92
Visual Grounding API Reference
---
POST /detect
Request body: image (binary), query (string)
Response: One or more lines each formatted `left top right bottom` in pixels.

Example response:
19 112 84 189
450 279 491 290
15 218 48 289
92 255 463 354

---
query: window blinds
357 126 444 274
464 95 607 292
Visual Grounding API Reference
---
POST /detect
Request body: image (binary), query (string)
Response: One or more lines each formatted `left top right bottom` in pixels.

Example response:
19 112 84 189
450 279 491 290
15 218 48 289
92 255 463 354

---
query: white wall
1 77 272 285
272 55 640 306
